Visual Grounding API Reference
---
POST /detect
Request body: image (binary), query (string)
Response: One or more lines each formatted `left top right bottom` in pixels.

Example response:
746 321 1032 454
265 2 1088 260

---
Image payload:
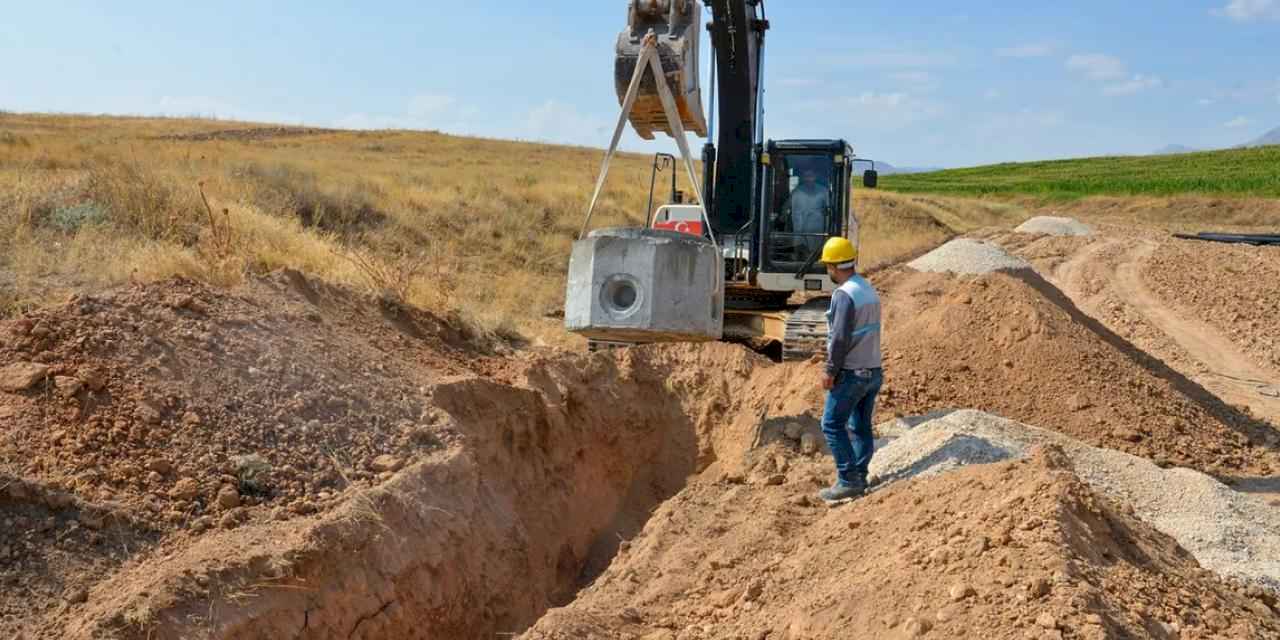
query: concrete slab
565 227 723 343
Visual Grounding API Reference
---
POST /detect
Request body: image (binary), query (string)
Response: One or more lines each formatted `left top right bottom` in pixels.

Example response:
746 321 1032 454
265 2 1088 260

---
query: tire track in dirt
1050 237 1280 429
1117 241 1280 426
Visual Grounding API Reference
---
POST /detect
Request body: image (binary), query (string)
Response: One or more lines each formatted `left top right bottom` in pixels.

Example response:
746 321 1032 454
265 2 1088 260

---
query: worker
787 167 830 234
816 236 883 504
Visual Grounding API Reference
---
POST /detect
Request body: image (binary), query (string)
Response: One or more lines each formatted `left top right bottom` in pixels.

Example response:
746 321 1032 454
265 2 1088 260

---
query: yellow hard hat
820 237 858 266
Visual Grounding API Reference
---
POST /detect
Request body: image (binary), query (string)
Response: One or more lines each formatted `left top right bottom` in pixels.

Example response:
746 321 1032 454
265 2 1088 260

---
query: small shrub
233 162 388 236
0 131 31 147
337 246 428 303
85 159 203 243
47 202 108 232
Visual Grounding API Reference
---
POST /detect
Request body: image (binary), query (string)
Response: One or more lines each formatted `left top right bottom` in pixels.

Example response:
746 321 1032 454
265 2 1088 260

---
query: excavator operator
787 167 830 234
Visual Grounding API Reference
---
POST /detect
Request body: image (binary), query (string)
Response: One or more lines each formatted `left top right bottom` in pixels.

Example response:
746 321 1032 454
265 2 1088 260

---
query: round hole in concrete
600 275 643 318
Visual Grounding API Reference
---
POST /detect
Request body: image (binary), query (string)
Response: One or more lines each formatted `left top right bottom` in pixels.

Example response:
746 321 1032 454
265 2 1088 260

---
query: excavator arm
615 0 768 236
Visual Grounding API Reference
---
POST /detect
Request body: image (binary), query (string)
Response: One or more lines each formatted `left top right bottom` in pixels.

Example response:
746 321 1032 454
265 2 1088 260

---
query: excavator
584 0 877 360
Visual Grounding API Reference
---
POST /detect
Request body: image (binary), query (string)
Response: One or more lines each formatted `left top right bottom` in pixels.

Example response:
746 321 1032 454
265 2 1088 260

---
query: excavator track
782 297 830 362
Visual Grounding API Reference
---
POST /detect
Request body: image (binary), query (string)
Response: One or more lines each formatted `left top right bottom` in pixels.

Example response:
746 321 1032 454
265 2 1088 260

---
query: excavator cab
753 140 858 294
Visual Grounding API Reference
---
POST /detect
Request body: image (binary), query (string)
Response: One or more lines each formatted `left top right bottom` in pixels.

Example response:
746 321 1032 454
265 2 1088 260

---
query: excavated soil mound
872 410 1280 592
523 448 1280 640
0 272 521 637
0 270 502 534
872 266 1278 476
0 273 826 639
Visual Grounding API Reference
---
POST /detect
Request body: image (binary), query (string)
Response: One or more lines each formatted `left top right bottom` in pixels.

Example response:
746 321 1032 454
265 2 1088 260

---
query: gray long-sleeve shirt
825 275 883 376
789 185 829 233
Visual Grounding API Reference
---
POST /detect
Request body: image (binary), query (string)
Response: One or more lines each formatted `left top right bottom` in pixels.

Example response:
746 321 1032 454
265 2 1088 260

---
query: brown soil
3 255 1280 638
1145 238 1280 373
990 226 1280 440
872 265 1278 476
0 272 823 638
523 447 1280 640
0 270 502 534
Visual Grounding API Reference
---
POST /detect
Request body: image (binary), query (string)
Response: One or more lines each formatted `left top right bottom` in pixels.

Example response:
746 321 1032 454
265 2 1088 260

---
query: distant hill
1149 126 1278 155
1152 144 1200 155
1239 126 1280 149
872 161 943 176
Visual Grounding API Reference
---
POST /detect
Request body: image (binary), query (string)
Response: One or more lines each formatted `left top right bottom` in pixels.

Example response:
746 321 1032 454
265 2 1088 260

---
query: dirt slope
0 270 501 534
0 272 825 639
872 265 1278 476
523 447 1280 640
4 257 1280 638
990 226 1280 442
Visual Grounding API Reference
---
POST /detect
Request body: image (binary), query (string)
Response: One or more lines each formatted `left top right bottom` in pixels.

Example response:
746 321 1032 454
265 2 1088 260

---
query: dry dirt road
998 227 1280 500
1049 236 1280 427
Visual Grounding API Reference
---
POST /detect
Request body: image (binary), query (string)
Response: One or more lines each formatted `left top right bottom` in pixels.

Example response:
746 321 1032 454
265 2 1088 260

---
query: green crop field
881 145 1280 200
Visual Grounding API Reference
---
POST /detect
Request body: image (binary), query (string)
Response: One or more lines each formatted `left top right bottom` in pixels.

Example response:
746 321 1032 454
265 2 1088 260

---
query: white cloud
524 100 599 142
1103 74 1164 96
1066 54 1127 80
846 51 953 69
779 78 820 88
792 91 944 130
891 71 933 84
1066 54 1163 97
1212 0 1280 21
407 94 457 118
334 93 479 134
1225 116 1252 128
1198 98 1216 106
890 71 940 92
1014 108 1066 128
996 42 1056 58
145 96 302 125
983 89 1003 100
847 92 911 108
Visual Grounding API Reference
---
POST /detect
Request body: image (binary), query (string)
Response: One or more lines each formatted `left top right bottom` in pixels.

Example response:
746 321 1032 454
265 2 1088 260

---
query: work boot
818 482 864 504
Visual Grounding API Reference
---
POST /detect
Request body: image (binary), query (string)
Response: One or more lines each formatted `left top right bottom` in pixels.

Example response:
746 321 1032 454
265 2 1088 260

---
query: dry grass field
0 113 1019 345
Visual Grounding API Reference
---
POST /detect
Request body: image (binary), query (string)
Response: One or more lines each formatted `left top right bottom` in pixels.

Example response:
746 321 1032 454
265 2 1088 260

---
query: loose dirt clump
523 449 1280 640
872 265 1278 476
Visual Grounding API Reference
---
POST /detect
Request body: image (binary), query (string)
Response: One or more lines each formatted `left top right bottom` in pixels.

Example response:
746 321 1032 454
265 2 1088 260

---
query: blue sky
2 1 1277 167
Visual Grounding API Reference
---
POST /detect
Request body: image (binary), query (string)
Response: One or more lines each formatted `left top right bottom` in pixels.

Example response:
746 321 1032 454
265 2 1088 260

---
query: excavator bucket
615 0 709 140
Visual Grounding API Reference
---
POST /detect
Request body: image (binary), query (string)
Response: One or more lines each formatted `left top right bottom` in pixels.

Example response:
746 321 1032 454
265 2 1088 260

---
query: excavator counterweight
615 0 709 140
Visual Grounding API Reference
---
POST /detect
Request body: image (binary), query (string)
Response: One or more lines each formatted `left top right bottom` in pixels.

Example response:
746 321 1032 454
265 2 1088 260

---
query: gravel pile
1015 216 1093 236
870 410 1280 593
907 239 1032 275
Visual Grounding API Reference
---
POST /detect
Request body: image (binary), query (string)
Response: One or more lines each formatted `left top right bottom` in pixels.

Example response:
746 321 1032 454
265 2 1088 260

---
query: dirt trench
53 345 819 639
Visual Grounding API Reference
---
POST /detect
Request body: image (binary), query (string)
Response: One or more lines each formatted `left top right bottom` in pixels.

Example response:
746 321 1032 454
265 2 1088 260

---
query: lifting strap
578 30 717 249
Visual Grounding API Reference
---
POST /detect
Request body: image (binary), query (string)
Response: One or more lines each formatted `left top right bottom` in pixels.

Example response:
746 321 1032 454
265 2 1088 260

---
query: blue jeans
821 368 883 487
